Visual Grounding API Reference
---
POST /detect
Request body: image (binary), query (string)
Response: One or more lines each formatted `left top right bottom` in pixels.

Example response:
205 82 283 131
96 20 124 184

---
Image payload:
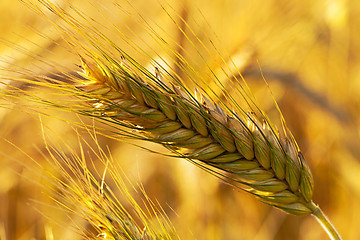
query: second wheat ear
75 56 341 240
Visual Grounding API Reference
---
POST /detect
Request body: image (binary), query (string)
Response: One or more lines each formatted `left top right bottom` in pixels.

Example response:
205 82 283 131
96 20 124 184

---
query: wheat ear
74 55 341 239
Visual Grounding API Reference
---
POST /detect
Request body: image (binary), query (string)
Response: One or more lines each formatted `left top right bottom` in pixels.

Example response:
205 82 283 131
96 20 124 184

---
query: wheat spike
76 56 314 216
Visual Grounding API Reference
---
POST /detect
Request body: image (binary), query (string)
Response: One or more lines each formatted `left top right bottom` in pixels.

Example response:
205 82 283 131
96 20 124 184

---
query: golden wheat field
1 0 360 239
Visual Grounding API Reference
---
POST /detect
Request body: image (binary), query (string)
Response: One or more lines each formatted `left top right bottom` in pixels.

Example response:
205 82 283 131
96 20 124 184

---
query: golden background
1 0 359 239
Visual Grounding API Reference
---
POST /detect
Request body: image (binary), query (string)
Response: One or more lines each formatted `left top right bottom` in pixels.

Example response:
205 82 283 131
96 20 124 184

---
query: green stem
307 201 342 240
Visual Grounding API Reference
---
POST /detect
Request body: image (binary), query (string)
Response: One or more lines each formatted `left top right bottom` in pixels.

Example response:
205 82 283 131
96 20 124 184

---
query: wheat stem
308 202 342 240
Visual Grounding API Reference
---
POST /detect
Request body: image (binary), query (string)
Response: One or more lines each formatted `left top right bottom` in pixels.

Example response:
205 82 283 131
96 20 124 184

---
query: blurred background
1 0 360 239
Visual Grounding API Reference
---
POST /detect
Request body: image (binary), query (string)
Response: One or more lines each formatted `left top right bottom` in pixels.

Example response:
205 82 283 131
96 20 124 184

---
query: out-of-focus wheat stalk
42 132 179 240
0 0 346 239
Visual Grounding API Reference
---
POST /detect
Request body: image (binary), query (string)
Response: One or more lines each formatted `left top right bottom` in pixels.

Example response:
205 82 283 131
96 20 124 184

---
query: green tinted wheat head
77 56 313 215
